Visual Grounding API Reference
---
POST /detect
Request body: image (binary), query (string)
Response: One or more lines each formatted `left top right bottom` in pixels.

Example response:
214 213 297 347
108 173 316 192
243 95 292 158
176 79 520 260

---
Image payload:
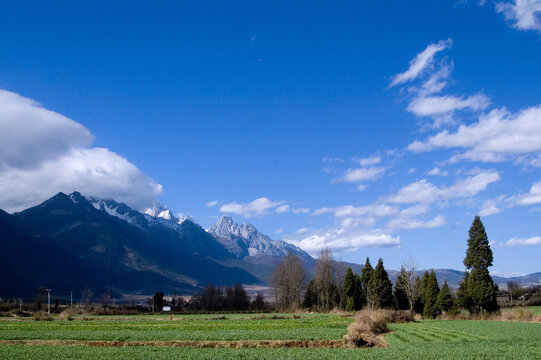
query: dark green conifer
303 279 317 309
435 280 453 313
412 275 424 314
394 268 410 310
353 274 364 310
361 257 374 306
461 216 498 314
369 258 393 308
423 270 440 319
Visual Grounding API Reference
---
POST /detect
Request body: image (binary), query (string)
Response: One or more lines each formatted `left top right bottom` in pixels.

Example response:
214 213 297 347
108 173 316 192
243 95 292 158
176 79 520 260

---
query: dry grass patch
344 309 414 348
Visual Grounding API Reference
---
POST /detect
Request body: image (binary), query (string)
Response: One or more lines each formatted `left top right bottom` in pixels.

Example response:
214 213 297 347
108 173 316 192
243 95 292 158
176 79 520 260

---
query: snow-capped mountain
144 203 193 225
208 214 311 259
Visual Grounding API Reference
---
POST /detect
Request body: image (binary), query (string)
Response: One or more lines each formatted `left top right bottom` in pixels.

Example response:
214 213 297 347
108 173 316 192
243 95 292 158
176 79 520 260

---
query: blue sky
1 0 541 275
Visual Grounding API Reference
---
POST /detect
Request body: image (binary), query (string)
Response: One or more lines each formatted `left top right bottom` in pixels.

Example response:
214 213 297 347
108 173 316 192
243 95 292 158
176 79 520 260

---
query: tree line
272 215 500 317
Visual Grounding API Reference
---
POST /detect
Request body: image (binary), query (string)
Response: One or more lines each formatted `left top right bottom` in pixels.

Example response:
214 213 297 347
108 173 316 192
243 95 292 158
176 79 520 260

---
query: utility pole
70 291 73 309
46 289 52 315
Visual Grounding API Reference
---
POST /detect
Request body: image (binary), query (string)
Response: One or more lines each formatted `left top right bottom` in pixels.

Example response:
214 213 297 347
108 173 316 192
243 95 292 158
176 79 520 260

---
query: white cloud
479 198 502 216
205 200 218 207
407 93 490 118
219 197 284 218
496 0 541 32
313 204 398 218
293 207 310 214
1 148 162 213
408 106 541 165
0 89 162 212
517 180 541 205
295 227 310 234
390 39 452 87
288 228 400 254
387 214 445 230
0 90 93 170
341 166 385 183
392 40 490 129
426 167 448 176
387 171 500 204
275 204 290 213
504 236 541 246
322 157 344 163
357 156 382 166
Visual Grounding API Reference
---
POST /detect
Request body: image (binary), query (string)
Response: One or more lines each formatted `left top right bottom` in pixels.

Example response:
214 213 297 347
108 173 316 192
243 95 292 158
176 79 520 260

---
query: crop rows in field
0 315 352 342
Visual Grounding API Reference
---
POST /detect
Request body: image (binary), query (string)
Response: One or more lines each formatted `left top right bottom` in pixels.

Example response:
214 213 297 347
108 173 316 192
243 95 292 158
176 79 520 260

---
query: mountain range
1 191 539 298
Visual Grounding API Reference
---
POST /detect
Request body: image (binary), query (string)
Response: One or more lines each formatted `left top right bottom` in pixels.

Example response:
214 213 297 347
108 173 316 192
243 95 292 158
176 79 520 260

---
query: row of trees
191 284 266 312
272 215 499 316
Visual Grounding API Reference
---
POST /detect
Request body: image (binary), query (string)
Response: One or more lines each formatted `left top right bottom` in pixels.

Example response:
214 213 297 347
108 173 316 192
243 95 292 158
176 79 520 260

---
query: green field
0 314 540 359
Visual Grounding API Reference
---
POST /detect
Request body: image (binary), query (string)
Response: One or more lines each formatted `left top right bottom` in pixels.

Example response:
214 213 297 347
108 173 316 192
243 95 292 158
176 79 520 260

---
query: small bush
344 309 413 348
33 312 53 321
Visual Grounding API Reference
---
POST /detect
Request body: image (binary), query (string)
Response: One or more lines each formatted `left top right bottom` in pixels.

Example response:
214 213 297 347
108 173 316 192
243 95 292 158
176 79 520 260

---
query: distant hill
1 191 538 298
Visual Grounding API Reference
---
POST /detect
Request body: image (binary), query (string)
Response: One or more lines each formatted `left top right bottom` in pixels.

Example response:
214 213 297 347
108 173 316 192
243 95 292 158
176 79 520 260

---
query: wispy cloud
205 200 218 207
390 39 452 87
408 106 541 166
287 228 400 255
516 180 541 205
391 40 490 128
219 198 308 217
496 0 541 32
387 171 500 204
219 197 285 217
504 236 541 246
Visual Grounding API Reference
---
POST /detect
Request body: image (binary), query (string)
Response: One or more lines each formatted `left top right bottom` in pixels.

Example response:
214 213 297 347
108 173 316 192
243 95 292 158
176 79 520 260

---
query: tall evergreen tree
394 268 410 310
423 270 440 319
342 267 365 311
369 258 393 308
467 268 498 313
361 257 374 307
464 216 493 270
343 267 355 299
353 274 364 310
435 280 453 313
412 275 424 314
461 216 498 314
303 279 317 309
456 272 472 312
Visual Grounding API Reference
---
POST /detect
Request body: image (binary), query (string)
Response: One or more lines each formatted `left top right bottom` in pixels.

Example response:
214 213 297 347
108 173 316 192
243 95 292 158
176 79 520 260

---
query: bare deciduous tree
271 253 306 311
395 255 417 311
100 290 112 311
314 247 336 312
81 288 94 309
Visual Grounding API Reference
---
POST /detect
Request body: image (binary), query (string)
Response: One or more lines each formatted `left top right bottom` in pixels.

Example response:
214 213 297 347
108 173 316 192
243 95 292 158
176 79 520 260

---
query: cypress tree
456 272 472 312
464 216 493 270
303 279 317 309
369 258 393 308
435 280 453 313
412 275 424 314
467 268 498 314
461 216 498 314
361 257 374 306
394 268 410 310
343 267 355 302
353 274 364 310
423 270 440 319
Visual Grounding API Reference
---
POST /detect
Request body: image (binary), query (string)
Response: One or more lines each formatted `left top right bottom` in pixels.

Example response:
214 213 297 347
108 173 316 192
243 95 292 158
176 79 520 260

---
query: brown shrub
344 309 413 348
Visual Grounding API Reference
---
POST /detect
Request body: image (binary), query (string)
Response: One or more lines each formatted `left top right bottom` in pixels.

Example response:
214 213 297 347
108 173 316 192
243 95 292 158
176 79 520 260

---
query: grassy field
0 313 540 359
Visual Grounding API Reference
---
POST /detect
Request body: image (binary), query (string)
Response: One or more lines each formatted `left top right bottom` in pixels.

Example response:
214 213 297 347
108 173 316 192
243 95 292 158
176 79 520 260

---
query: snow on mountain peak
177 213 193 224
144 203 178 222
208 214 309 258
